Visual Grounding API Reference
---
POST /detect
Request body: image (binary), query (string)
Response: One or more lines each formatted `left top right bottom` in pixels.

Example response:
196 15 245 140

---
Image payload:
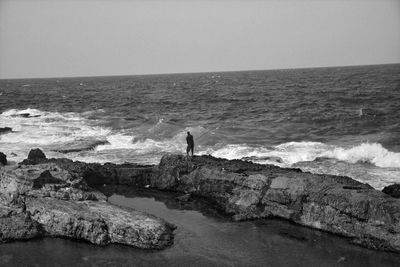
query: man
186 131 194 156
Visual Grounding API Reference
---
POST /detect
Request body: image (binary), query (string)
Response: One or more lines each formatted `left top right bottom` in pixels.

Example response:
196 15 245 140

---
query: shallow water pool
1 187 399 266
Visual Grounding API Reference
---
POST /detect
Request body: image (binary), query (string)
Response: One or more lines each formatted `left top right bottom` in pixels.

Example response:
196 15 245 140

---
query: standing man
186 131 194 156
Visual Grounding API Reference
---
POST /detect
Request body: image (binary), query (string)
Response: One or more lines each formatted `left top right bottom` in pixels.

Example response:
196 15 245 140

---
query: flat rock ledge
150 155 400 253
0 162 175 249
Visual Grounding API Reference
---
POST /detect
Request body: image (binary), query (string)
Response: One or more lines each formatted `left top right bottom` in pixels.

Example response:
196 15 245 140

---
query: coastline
1 149 400 254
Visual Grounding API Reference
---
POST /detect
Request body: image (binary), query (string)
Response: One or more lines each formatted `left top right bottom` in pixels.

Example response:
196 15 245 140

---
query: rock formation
382 184 400 198
0 152 175 249
3 149 400 253
149 155 400 253
0 127 12 135
0 152 6 166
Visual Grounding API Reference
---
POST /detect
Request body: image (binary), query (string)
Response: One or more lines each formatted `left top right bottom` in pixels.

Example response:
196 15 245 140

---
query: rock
11 113 40 118
11 151 400 253
0 127 12 134
0 211 41 243
20 148 47 165
147 154 400 253
0 161 175 249
382 184 400 198
51 139 109 153
0 152 6 166
242 156 283 163
19 153 156 188
176 193 191 202
26 197 174 248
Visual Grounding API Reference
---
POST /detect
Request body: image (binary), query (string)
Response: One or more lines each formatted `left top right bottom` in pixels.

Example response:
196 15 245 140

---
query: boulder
20 148 47 165
382 184 400 198
0 152 6 166
0 127 12 134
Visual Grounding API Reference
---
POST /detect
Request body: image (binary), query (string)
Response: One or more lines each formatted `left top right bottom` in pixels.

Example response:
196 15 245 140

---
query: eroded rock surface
147 154 400 253
383 184 400 198
0 151 174 249
0 152 6 166
6 149 400 253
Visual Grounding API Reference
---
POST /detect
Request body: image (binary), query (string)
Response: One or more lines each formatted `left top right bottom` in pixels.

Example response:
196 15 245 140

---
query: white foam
0 109 111 162
1 108 44 117
322 142 400 168
205 141 400 169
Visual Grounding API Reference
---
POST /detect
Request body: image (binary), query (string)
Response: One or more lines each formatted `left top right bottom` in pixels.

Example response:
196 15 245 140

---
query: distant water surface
0 64 400 189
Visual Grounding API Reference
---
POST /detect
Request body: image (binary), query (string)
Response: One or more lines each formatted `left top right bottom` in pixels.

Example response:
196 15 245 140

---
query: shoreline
1 149 400 253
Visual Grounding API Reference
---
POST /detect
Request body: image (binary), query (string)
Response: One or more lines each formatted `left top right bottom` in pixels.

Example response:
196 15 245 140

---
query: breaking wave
1 108 400 172
207 141 400 169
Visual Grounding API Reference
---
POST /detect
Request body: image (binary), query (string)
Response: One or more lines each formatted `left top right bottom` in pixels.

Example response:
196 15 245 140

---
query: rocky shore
1 149 400 253
0 149 175 249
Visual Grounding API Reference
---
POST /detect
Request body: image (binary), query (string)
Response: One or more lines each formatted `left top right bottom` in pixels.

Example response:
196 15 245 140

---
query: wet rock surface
0 152 6 166
0 127 12 135
51 139 110 153
3 149 400 253
382 184 400 198
0 150 175 249
148 154 400 253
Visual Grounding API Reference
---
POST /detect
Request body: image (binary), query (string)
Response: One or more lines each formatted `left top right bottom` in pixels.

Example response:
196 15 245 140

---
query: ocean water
0 64 399 189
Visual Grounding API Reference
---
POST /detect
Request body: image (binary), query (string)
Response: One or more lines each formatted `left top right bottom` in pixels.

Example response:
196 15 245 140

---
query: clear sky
0 0 399 79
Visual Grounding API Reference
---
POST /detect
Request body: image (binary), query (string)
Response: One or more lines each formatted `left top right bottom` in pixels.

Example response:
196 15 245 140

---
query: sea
1 64 399 190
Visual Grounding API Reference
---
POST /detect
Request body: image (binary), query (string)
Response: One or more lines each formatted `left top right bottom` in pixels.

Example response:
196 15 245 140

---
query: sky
0 0 399 79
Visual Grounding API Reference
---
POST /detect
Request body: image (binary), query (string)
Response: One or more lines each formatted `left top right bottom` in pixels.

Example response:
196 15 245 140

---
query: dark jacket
186 134 194 147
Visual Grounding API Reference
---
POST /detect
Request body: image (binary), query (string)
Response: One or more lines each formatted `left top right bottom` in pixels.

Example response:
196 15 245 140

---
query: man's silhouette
186 131 194 156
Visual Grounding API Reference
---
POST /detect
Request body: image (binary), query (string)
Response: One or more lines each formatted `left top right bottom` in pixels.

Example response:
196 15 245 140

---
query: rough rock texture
20 148 47 165
25 197 174 249
9 149 400 253
0 152 6 166
51 138 110 153
382 184 400 198
0 127 12 134
0 151 175 248
145 154 400 253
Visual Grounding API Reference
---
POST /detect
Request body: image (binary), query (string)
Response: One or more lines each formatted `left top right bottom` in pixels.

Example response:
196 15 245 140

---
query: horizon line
1 62 399 80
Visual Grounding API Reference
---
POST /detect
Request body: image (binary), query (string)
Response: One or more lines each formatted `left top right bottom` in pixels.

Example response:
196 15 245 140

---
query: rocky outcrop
382 184 400 198
51 138 109 153
7 149 400 253
0 152 175 248
0 152 6 166
20 148 47 165
0 127 12 134
146 154 400 253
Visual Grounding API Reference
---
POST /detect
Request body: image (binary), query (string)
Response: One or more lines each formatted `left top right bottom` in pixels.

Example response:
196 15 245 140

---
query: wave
2 109 400 171
322 143 400 168
0 108 110 146
205 141 400 169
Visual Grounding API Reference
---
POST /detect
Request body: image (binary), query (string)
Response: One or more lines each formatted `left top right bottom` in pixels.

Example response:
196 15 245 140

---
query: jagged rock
0 160 175 248
146 154 400 253
0 152 6 166
20 148 47 165
0 127 12 134
382 184 400 198
51 139 109 153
